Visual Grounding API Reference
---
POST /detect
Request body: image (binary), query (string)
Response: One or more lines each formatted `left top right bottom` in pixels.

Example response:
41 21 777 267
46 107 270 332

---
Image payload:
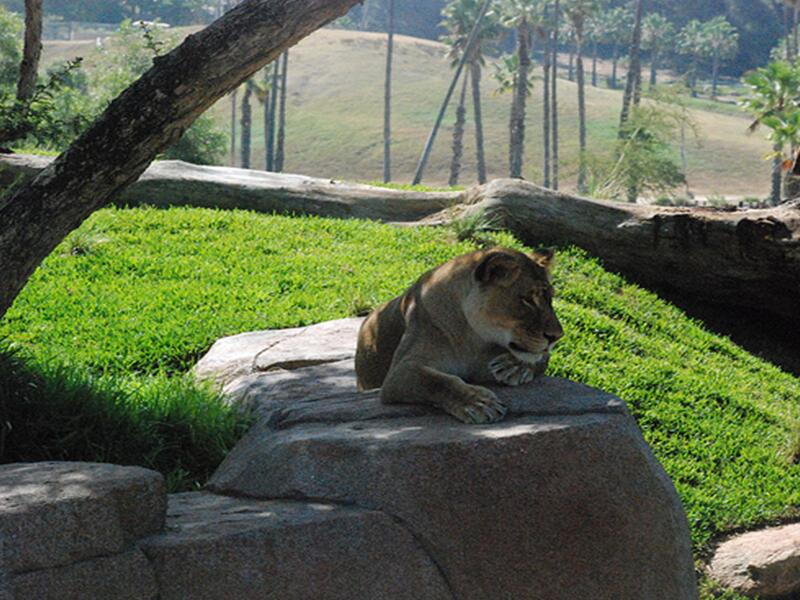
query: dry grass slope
44 27 772 197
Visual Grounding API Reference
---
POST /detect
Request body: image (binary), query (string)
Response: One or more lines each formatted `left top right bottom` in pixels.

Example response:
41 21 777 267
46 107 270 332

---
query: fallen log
3 155 798 329
459 179 800 326
0 154 460 222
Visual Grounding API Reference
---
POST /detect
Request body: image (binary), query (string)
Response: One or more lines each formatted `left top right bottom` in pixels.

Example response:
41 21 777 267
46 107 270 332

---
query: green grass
361 180 463 192
2 206 799 571
0 342 249 491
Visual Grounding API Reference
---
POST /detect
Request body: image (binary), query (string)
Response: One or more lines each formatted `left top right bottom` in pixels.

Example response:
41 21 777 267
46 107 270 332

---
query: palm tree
703 16 738 99
500 0 544 178
677 20 705 97
275 50 289 172
229 87 237 166
604 6 632 89
383 0 394 182
542 5 552 187
449 69 470 186
619 0 643 131
261 66 271 170
740 60 800 204
586 9 607 88
265 59 279 170
441 0 502 183
551 0 560 190
641 13 675 87
565 0 598 193
443 13 474 186
240 79 253 168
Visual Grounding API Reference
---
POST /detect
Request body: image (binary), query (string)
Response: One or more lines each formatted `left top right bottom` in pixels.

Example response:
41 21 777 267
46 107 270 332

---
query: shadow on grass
0 341 252 492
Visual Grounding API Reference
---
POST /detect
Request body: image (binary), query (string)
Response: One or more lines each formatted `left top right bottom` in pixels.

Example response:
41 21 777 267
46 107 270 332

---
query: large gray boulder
139 492 452 600
11 550 157 600
0 462 165 573
200 320 698 600
209 385 697 600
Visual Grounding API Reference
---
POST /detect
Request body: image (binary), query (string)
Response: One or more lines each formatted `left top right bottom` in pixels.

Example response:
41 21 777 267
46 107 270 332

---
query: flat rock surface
195 318 363 386
10 549 157 600
0 462 165 573
709 522 800 598
140 492 452 600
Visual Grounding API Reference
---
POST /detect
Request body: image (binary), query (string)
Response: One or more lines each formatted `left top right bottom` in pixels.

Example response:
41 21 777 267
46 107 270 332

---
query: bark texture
0 155 460 223
459 179 800 325
17 0 43 101
0 0 362 319
509 21 530 179
470 59 487 184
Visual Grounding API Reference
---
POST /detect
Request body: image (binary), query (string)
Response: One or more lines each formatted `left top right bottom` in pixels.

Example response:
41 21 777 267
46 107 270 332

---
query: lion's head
462 247 564 365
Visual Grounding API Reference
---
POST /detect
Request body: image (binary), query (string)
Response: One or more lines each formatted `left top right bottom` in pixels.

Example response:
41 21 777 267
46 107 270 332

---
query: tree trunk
383 0 394 183
449 70 469 187
230 87 238 166
266 59 279 171
275 50 288 172
591 39 598 87
576 24 587 194
263 67 275 171
543 24 552 189
650 48 658 87
240 81 252 169
470 59 487 184
711 52 720 100
772 142 784 206
509 20 530 179
0 0 361 321
17 0 43 101
551 0 560 191
619 0 643 133
794 2 799 62
611 42 618 89
568 44 574 81
0 154 461 222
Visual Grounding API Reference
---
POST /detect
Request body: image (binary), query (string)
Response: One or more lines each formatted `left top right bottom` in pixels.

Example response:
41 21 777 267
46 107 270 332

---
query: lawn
2 205 799 571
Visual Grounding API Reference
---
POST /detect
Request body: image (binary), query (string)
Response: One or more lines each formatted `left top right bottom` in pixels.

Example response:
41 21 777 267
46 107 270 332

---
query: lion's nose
544 332 562 345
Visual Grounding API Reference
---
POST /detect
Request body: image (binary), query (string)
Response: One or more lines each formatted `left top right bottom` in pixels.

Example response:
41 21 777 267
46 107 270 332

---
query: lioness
355 247 563 424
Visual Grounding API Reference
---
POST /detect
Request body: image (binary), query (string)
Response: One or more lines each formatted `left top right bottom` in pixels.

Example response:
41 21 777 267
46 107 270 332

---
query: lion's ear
475 251 520 286
529 247 555 271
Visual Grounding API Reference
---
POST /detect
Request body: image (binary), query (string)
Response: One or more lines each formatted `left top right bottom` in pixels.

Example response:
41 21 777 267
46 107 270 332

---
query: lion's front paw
489 353 536 386
445 386 507 425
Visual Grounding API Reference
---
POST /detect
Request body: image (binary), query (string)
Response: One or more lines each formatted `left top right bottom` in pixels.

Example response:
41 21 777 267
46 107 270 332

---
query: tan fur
355 247 564 424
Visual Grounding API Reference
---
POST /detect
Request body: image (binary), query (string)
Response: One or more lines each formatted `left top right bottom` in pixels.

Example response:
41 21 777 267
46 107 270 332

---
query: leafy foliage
0 59 90 149
1 19 226 161
0 5 20 87
589 87 697 200
740 60 800 158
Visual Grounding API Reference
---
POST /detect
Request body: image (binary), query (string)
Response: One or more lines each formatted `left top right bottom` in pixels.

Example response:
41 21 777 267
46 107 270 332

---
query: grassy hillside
2 206 799 560
43 27 772 198
211 28 772 197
